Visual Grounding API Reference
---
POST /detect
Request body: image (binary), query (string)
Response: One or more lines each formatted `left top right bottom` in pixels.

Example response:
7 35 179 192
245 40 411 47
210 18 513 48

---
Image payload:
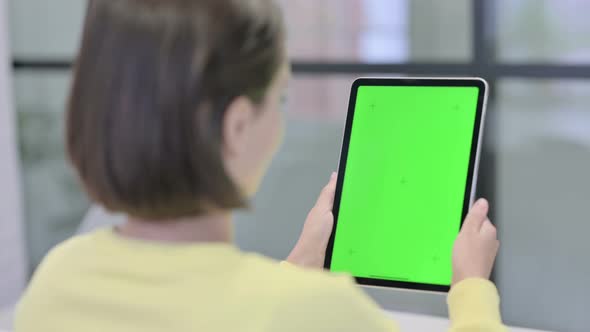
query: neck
117 211 234 244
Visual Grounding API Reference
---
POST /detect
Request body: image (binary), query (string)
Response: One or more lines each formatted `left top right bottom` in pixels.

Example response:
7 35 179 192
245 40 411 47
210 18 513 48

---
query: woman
15 0 504 331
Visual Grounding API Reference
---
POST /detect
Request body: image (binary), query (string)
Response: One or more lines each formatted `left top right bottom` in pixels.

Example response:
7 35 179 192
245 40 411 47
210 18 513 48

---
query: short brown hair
67 0 285 220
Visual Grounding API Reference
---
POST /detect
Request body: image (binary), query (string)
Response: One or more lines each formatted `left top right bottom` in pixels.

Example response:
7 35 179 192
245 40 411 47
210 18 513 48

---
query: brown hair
67 0 285 220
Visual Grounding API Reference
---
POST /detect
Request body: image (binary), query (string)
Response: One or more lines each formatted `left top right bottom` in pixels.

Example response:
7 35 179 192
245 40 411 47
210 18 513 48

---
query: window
497 0 590 63
14 71 89 268
281 0 471 62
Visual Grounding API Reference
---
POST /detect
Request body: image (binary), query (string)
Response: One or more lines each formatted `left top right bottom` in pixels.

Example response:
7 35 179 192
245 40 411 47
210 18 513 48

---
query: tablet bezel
324 77 489 293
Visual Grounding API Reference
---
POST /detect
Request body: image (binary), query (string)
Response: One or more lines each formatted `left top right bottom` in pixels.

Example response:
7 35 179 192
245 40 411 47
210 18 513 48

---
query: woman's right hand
452 198 500 286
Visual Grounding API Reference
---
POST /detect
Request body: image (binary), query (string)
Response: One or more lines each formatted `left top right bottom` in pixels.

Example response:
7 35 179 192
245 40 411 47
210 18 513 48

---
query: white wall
0 0 26 307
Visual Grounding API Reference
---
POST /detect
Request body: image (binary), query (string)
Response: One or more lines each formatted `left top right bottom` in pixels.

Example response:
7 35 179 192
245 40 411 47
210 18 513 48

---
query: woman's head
67 0 288 220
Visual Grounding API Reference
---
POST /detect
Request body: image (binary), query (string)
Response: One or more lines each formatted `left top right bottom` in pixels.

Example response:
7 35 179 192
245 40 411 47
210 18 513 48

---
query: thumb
462 198 489 232
315 172 337 210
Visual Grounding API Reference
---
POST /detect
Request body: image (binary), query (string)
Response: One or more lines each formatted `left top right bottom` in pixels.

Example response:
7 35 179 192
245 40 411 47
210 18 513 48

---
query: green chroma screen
330 85 479 286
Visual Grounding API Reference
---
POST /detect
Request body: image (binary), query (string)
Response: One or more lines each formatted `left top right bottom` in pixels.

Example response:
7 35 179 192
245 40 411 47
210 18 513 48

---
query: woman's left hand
286 172 337 269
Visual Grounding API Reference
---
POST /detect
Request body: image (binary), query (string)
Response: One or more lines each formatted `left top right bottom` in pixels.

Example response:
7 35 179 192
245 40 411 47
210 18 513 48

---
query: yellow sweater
15 228 506 332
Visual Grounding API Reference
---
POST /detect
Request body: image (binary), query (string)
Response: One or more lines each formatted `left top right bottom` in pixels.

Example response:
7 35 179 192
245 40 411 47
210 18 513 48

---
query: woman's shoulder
239 253 397 331
36 232 97 269
238 252 358 295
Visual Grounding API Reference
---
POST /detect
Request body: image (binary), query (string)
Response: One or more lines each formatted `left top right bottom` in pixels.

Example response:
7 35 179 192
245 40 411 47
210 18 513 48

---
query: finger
480 218 498 239
319 212 335 240
462 198 489 232
315 172 337 210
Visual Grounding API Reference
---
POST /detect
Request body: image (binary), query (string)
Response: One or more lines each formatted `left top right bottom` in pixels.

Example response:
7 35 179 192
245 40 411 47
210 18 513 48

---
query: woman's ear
222 96 256 157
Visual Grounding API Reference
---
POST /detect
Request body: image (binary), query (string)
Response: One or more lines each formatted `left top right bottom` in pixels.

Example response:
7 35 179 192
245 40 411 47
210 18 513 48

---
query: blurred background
2 0 590 331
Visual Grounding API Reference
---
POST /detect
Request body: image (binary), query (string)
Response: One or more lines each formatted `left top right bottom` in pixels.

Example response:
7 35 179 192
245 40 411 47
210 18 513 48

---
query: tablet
324 77 488 292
